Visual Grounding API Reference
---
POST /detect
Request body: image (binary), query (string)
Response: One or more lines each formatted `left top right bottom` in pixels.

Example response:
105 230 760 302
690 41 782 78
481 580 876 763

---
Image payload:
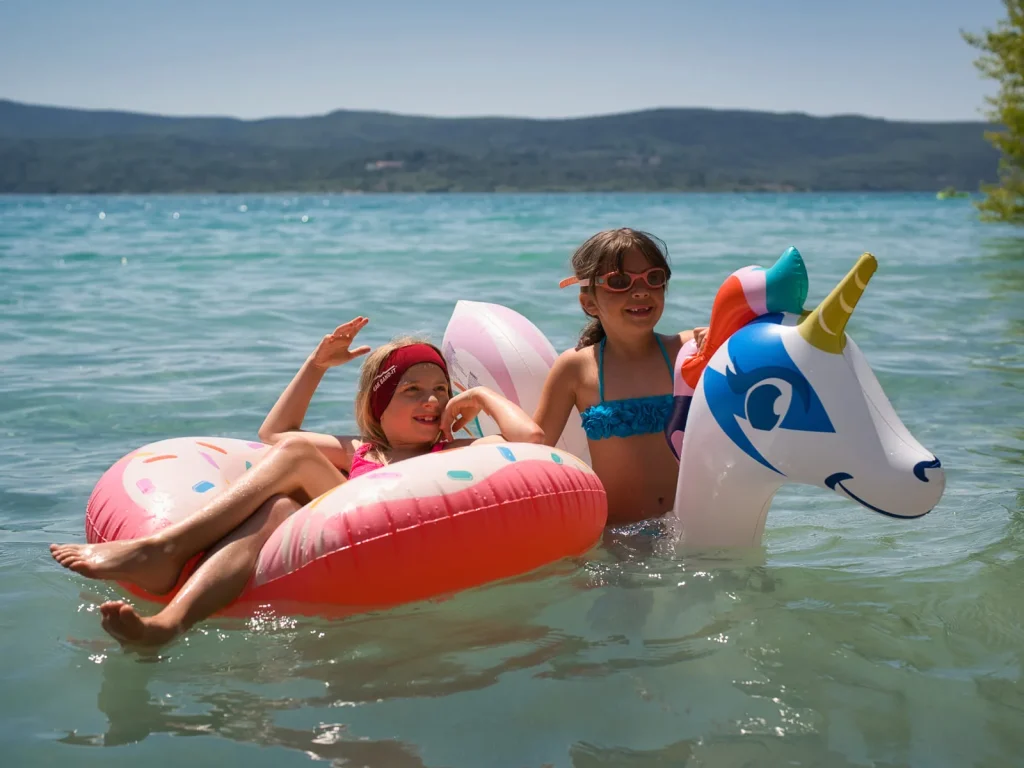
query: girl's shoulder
551 344 598 384
660 330 689 356
556 343 599 368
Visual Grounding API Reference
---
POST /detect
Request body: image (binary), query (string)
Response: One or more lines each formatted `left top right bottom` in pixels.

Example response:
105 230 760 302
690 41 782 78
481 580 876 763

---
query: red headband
369 343 449 421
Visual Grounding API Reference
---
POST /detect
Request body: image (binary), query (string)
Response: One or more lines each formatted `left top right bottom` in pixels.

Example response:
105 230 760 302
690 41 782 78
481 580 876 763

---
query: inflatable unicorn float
442 246 946 550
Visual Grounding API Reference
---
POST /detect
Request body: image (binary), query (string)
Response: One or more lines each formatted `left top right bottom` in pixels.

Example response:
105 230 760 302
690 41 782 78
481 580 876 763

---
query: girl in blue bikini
534 228 706 525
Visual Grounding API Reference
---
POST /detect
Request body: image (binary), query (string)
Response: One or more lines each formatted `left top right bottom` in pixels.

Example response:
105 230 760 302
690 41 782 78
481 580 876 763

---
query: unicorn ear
764 245 809 314
798 253 877 353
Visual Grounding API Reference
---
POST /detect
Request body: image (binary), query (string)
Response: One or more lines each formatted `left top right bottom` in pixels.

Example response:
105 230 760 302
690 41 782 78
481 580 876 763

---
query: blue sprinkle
550 453 563 464
244 461 252 470
447 470 473 481
498 446 517 462
192 480 215 493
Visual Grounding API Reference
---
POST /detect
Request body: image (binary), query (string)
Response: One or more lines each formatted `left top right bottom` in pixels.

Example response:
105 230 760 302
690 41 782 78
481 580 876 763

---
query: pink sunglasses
558 267 668 292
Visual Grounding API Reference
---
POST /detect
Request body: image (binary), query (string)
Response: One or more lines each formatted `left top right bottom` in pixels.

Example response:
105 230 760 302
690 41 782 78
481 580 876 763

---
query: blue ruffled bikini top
580 336 675 441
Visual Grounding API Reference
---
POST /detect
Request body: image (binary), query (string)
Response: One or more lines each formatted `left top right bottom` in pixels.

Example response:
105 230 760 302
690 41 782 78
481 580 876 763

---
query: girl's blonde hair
354 336 449 454
568 228 672 349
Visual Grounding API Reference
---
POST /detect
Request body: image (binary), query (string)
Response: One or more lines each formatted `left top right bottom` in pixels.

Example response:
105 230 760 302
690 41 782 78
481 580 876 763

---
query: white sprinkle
98 211 106 220
172 212 180 220
121 257 128 265
239 204 248 212
301 215 309 223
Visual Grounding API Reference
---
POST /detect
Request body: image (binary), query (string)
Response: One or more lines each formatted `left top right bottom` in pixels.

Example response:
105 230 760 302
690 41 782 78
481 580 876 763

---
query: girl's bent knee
265 494 303 524
265 493 302 513
273 436 320 460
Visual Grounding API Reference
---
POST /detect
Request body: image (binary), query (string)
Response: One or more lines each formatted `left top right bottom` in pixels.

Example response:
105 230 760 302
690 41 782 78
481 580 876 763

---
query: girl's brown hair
568 228 672 349
354 336 449 460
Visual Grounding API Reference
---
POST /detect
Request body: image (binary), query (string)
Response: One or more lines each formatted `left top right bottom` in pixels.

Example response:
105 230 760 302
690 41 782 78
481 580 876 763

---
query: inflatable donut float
86 437 606 612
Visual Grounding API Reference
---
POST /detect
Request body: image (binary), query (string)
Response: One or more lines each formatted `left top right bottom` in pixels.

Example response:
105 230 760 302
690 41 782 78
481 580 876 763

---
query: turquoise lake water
1 193 1021 766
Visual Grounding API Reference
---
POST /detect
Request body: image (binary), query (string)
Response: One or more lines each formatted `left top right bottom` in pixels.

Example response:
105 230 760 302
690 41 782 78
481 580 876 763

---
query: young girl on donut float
51 317 544 647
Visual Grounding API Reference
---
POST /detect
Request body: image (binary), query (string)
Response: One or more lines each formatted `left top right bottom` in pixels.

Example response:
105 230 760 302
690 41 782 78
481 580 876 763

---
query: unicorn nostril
913 457 942 483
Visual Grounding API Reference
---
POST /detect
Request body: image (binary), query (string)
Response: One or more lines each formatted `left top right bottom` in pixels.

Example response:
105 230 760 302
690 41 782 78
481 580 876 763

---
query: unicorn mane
666 246 809 459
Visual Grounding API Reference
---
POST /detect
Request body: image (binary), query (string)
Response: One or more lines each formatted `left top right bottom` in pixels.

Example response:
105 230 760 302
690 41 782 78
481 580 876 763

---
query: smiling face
580 247 668 337
378 362 451 446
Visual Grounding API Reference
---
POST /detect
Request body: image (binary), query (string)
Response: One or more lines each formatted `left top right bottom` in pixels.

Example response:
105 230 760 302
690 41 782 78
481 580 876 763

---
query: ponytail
576 316 606 350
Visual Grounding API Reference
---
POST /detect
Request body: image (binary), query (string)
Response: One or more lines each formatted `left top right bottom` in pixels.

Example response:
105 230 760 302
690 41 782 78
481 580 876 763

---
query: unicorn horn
798 253 878 353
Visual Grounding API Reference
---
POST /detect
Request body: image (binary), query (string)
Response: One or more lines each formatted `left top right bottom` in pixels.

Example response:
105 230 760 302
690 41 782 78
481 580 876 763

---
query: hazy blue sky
0 0 1006 121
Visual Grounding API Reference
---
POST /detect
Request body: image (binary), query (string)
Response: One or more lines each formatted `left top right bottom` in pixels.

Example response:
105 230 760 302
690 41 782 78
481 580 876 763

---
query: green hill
0 99 1000 193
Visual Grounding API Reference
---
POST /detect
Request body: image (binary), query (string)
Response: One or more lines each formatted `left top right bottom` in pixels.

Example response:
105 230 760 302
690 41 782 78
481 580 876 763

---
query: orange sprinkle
306 489 335 511
143 454 178 463
195 441 228 454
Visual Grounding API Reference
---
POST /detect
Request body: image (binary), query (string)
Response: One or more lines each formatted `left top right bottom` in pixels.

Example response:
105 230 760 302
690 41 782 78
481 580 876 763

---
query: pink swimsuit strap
348 441 449 479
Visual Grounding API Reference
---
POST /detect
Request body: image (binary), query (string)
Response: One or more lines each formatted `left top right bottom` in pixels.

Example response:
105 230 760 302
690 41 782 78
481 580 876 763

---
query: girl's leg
98 493 302 648
51 437 344 595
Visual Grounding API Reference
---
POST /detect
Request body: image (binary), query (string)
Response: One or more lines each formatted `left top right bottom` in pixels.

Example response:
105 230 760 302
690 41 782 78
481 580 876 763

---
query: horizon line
0 97 991 127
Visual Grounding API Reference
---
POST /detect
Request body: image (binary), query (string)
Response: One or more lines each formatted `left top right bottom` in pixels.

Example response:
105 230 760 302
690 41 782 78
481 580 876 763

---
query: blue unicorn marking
704 317 834 475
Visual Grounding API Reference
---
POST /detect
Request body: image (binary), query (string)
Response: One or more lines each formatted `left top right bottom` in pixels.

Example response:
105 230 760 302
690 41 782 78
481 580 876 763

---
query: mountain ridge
0 98 1000 193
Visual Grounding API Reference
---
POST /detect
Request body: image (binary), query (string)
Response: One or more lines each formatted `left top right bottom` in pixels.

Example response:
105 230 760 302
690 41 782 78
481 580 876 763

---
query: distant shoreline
1 99 998 194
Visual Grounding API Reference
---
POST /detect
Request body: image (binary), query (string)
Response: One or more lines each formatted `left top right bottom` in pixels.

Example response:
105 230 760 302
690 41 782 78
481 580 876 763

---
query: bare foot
99 601 182 648
50 539 185 596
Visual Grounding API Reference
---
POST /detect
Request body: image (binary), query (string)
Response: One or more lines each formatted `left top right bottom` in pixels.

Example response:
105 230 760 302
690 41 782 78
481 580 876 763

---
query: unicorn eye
743 378 794 431
704 325 836 476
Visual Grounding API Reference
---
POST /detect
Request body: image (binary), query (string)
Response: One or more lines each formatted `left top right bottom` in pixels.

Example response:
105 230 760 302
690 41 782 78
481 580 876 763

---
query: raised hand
440 388 482 440
310 317 371 370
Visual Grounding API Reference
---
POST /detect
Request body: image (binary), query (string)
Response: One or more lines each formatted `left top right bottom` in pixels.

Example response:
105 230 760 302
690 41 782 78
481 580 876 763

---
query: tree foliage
965 0 1024 223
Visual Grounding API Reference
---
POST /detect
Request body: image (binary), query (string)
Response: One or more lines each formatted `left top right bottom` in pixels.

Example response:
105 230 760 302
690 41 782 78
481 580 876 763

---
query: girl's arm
258 317 370 471
530 349 580 447
443 387 545 446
